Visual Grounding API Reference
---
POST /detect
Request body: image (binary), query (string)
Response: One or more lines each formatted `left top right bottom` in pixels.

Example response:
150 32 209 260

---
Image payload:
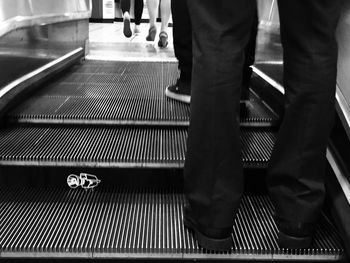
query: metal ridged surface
242 90 279 126
0 126 274 168
7 61 278 126
0 188 343 260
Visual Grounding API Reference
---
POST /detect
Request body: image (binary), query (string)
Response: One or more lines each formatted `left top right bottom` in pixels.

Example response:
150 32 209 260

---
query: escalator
0 59 345 261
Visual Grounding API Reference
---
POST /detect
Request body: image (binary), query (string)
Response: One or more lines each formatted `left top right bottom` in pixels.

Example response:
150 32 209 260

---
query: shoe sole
278 231 312 249
123 18 132 38
184 216 233 251
158 39 168 48
146 27 156 41
165 86 191 104
158 34 168 48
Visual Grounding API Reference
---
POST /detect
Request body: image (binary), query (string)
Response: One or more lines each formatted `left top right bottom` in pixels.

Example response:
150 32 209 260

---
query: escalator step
0 188 343 260
0 126 274 168
7 61 278 126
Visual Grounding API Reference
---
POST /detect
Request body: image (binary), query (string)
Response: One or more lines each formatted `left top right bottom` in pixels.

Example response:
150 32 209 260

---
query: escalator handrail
0 47 84 120
0 0 91 39
335 86 350 142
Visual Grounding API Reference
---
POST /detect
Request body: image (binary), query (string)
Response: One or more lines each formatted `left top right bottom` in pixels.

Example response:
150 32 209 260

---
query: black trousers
171 0 258 96
120 0 144 25
171 0 192 83
185 0 343 230
241 10 258 100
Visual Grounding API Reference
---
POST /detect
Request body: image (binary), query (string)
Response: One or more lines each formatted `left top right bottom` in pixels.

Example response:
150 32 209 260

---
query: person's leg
241 6 258 102
159 0 171 33
185 0 256 251
158 0 171 47
134 0 144 25
133 0 144 33
146 0 159 41
120 0 130 13
267 0 344 249
171 0 192 83
121 0 132 37
165 0 192 103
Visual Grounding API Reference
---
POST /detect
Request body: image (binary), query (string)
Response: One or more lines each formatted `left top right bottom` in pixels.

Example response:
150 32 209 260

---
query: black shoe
146 26 157 41
165 79 191 104
239 100 249 118
183 205 233 251
123 16 132 38
158 31 168 48
275 217 314 249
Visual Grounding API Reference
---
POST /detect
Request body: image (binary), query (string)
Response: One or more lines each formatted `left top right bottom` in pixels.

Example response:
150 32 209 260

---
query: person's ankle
134 25 141 34
149 23 156 30
123 12 130 20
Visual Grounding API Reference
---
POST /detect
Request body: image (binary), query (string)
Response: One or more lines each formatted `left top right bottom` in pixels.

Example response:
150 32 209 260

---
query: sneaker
123 14 132 38
158 31 168 48
165 79 191 104
183 204 233 251
146 26 157 41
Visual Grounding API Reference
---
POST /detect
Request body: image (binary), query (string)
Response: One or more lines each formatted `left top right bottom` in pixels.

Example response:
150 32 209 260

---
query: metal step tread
0 126 274 168
0 188 343 260
7 61 279 126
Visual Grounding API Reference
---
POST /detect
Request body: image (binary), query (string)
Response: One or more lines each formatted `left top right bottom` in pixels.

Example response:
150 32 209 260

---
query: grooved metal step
7 61 279 126
0 188 343 260
0 126 274 168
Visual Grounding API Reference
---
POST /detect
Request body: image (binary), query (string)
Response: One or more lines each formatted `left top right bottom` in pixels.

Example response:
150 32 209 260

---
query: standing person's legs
165 0 192 103
133 0 144 33
160 0 171 33
121 0 131 14
146 0 159 41
267 0 344 249
121 0 132 37
171 0 192 83
185 0 256 251
158 0 171 47
241 7 258 102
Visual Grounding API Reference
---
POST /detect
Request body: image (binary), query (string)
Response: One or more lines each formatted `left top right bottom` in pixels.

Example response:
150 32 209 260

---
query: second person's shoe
165 79 191 104
146 26 157 41
158 31 168 48
183 205 233 251
123 14 132 38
